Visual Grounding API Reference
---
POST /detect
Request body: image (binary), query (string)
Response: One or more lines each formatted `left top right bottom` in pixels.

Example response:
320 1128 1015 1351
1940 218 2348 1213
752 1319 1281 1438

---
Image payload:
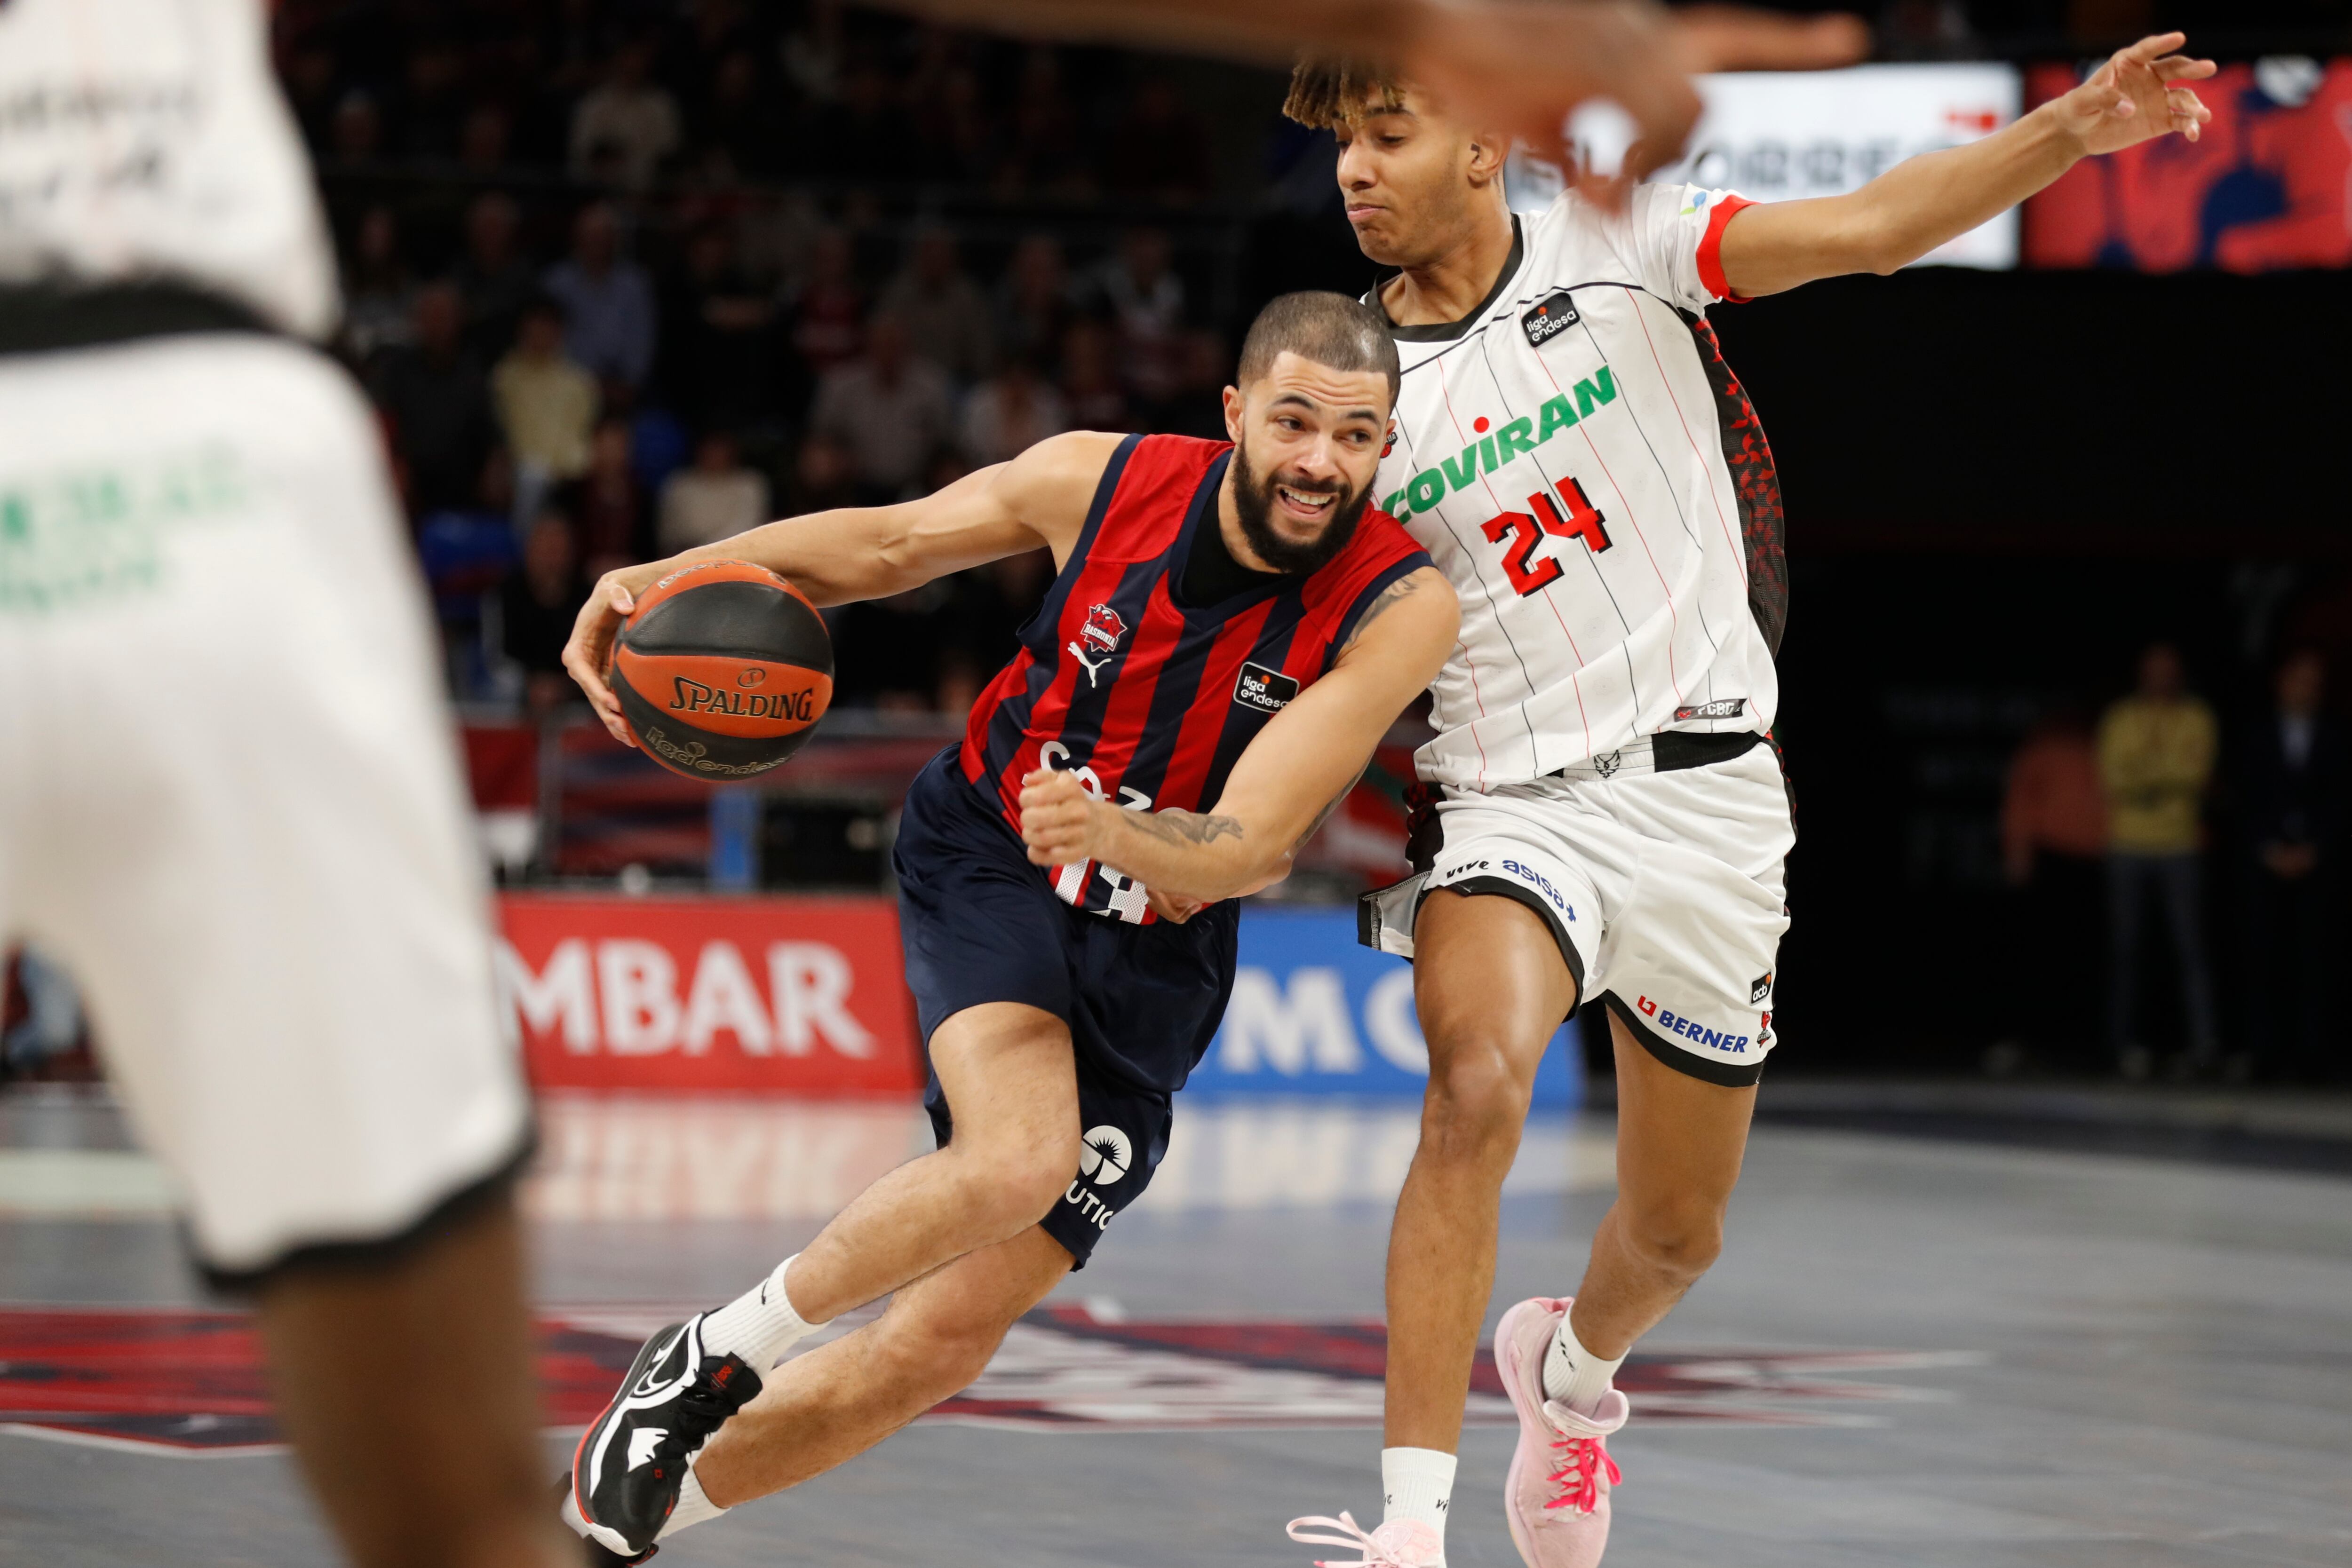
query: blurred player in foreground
1275 32 2215 1568
556 293 1456 1562
0 3 557 1566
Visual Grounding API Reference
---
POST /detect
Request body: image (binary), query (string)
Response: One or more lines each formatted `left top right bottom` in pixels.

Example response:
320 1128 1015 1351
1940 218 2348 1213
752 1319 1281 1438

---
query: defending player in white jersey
1276 35 2216 1568
0 4 559 1565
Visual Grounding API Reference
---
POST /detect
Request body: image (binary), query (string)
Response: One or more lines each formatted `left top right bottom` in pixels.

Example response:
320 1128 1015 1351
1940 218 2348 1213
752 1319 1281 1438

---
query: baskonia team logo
1080 602 1126 655
1070 602 1129 687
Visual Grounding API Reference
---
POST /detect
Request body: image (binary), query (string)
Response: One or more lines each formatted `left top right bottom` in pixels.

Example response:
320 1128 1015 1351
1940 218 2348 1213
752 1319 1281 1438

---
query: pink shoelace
1542 1432 1621 1514
1285 1512 1422 1568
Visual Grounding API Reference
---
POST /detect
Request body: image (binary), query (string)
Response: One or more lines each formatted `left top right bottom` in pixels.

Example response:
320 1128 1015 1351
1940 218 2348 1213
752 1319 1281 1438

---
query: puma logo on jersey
1070 602 1128 687
1521 290 1582 348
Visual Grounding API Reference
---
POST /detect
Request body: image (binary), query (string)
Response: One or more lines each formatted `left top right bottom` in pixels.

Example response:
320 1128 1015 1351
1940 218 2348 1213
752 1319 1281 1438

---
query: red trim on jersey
1153 598 1278 810
962 647 1034 784
1082 576 1186 792
1697 194 1757 304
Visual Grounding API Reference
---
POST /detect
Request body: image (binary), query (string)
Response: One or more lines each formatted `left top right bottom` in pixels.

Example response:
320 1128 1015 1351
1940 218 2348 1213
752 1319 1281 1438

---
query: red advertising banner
496 894 923 1094
2024 59 2352 273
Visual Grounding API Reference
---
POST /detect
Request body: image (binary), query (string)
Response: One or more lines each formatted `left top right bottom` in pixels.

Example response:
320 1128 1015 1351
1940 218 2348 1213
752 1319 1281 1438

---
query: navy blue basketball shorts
894 748 1238 1267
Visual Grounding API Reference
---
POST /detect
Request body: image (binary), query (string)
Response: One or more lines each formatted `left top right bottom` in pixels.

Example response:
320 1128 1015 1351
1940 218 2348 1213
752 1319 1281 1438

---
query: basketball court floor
2 1087 2347 1566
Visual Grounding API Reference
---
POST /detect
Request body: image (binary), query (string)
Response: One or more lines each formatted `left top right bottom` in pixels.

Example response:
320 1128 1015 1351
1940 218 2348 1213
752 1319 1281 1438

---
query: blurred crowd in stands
279 0 1240 716
2001 641 2345 1085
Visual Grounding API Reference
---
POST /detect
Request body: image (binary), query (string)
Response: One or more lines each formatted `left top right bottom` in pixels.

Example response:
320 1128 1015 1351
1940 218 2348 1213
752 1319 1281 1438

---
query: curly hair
1281 56 1410 130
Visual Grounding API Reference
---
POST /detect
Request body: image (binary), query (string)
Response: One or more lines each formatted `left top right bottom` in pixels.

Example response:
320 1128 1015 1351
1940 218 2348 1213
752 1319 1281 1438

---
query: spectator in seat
1102 77 1212 205
501 506 589 721
2001 702 2109 1070
996 232 1074 369
961 350 1068 467
780 430 862 518
2098 641 2220 1078
700 48 791 182
2238 648 2343 1078
1091 226 1187 409
663 224 784 435
369 282 499 517
493 296 599 508
1153 329 1234 439
569 37 683 192
658 430 772 554
810 313 955 499
393 40 469 161
879 226 994 384
567 419 651 576
995 47 1089 197
545 202 658 400
458 104 515 175
1058 318 1129 433
805 59 920 187
786 227 866 393
340 204 415 367
452 192 537 360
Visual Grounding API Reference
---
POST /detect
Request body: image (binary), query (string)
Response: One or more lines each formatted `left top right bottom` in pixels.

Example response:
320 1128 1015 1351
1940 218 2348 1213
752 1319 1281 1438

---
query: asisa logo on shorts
1233 661 1300 714
1636 995 1752 1053
1500 858 1575 919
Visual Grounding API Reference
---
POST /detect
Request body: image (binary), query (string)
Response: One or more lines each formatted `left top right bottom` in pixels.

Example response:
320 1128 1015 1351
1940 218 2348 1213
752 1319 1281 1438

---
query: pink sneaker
1287 1512 1445 1568
1493 1297 1628 1568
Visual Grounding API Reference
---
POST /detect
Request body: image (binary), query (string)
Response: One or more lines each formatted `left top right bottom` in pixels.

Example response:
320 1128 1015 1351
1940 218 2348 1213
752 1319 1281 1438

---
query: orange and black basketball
611 560 834 782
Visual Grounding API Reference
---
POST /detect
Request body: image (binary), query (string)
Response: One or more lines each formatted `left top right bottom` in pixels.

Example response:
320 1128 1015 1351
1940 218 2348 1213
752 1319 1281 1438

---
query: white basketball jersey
1374 185 1787 789
0 0 338 338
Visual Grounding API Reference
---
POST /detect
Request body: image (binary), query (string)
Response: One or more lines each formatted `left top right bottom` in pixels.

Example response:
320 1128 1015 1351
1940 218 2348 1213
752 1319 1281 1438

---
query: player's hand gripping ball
609 560 834 782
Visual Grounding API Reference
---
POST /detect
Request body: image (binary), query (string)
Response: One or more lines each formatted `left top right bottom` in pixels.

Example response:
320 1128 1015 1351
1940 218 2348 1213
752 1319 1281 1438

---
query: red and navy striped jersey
960 433 1431 923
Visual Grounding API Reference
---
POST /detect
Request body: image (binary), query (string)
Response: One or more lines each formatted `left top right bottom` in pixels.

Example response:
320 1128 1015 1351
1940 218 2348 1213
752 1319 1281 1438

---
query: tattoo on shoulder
1340 571 1431 653
1132 809 1245 848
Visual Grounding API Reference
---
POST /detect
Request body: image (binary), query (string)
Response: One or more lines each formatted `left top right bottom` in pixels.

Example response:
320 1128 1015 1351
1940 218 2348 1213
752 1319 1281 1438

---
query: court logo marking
0 1307 1978 1454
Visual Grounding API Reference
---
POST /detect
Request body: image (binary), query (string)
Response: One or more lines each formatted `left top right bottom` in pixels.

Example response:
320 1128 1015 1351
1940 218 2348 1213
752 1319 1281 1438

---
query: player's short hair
1237 291 1401 408
1282 57 1408 131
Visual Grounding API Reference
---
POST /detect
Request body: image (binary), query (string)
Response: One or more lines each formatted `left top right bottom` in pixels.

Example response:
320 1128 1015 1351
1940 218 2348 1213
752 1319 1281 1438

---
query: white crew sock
655 1462 725 1541
698 1253 825 1371
1541 1314 1626 1413
1381 1446 1457 1542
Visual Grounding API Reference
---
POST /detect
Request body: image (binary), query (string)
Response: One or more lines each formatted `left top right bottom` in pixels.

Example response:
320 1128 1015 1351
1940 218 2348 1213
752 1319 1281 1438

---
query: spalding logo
670 677 816 721
737 668 769 689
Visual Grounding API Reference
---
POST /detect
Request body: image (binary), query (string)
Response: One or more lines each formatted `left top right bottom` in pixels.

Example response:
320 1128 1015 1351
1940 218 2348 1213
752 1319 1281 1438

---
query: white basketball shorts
0 332 530 1282
1362 736 1793 1086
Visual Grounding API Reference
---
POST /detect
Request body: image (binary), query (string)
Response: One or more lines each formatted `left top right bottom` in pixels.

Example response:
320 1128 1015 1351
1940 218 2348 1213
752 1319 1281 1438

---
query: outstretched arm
1718 32 2214 298
873 2 1866 190
1017 567 1458 903
561 430 1120 744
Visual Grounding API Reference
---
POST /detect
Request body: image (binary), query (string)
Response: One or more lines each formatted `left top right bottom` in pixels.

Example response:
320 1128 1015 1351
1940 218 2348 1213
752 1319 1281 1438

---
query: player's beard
1229 436 1372 576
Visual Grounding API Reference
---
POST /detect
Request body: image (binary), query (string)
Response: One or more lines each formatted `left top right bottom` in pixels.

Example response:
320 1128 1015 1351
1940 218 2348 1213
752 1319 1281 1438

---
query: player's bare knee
1621 1204 1725 1283
955 1133 1078 1235
1421 1041 1535 1162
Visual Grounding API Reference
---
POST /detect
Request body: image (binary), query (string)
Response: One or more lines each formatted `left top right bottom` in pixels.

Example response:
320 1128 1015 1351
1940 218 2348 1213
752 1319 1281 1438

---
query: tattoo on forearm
1339 570 1430 654
1291 769 1367 852
1129 809 1246 848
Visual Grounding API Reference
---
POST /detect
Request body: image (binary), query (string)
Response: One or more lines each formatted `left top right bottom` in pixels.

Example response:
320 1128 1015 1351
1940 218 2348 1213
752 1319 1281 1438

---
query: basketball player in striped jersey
555 293 1457 1562
1272 34 2217 1568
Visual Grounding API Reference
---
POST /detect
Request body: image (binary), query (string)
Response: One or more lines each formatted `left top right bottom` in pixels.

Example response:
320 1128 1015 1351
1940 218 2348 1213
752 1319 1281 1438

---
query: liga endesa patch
1520 290 1581 348
1233 661 1299 715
